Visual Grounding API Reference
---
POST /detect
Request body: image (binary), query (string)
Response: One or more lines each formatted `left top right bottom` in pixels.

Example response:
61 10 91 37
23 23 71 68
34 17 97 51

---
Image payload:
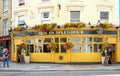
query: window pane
3 19 8 36
3 0 8 11
44 38 51 43
19 0 25 6
27 44 34 53
60 38 67 43
61 44 66 53
55 38 59 43
71 38 80 42
42 0 50 2
72 44 80 52
82 37 92 42
43 44 51 53
100 12 109 20
55 44 59 53
88 44 92 52
82 44 87 52
94 38 102 42
70 11 80 22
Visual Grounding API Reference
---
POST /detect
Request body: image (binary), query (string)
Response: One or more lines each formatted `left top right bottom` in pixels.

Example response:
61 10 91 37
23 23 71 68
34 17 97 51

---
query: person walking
2 48 9 67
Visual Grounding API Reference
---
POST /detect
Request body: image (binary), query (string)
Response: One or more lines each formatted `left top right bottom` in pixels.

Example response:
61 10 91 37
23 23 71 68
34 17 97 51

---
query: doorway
54 37 70 63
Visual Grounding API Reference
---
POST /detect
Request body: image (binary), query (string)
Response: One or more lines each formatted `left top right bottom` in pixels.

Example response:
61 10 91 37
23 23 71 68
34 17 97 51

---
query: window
35 38 43 53
19 0 25 6
41 0 50 2
41 12 51 24
3 0 8 12
100 11 109 22
43 38 51 53
71 38 81 53
18 15 25 25
3 19 8 36
27 39 34 53
70 11 80 23
94 38 103 42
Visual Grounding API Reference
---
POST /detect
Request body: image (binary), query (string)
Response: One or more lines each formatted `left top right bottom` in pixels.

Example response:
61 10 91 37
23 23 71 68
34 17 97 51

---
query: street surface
0 71 120 76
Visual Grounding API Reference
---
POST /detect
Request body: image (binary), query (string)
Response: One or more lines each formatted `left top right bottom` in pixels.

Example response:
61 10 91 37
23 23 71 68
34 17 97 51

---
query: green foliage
65 42 74 49
101 50 106 57
100 22 114 29
26 51 30 56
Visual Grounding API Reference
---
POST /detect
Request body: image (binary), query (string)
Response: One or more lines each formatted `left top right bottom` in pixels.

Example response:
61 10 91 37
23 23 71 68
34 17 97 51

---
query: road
0 71 120 76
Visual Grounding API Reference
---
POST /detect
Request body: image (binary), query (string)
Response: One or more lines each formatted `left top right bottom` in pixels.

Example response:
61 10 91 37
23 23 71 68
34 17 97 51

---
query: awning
0 35 11 41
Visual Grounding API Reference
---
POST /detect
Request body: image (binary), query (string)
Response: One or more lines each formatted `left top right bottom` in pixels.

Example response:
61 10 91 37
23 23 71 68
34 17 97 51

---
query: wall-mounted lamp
58 4 61 10
97 20 100 26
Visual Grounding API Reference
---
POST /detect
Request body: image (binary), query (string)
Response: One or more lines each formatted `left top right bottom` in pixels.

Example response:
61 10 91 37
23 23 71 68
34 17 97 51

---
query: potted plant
101 50 107 64
26 50 30 63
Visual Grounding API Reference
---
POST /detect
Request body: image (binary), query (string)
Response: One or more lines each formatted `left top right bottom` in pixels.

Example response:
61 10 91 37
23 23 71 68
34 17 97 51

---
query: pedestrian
107 45 113 65
2 48 9 67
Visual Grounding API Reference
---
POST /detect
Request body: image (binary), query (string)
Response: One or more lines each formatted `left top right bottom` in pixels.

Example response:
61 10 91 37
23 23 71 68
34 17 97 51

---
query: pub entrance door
54 37 70 63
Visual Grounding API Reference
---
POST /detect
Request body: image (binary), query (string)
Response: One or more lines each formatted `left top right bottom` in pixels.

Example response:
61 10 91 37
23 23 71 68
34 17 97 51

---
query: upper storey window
41 0 50 2
70 11 80 23
100 11 109 22
3 0 8 12
41 12 51 24
19 0 25 6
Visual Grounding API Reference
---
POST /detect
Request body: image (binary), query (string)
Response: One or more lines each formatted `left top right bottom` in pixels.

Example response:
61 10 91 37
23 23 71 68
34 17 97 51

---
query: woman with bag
2 48 9 67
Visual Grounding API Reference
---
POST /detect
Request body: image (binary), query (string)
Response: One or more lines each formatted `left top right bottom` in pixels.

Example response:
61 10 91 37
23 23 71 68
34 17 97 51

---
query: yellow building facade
11 0 120 63
10 27 120 63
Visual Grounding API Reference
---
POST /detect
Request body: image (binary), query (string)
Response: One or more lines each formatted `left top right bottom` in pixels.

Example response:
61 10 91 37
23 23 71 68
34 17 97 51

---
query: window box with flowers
64 22 86 28
99 22 114 29
32 23 56 32
13 26 26 31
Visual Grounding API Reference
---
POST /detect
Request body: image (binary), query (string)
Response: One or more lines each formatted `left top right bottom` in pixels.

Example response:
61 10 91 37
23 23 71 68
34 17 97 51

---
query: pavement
0 61 120 72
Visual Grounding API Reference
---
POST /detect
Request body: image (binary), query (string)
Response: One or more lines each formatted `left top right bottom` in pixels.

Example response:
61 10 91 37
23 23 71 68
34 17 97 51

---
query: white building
11 0 119 28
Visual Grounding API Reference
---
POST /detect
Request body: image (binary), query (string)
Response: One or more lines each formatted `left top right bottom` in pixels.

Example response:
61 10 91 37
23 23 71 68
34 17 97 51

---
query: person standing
2 48 9 67
107 45 113 65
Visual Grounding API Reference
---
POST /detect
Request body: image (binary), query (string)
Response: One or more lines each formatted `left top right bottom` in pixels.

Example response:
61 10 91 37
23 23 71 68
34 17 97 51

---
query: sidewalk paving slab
0 61 120 72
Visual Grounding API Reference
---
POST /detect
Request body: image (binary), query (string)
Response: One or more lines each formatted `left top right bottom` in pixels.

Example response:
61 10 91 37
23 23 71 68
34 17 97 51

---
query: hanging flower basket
47 43 57 51
64 42 74 49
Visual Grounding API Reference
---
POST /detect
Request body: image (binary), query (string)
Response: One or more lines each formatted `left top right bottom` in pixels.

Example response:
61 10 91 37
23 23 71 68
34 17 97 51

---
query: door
54 37 70 63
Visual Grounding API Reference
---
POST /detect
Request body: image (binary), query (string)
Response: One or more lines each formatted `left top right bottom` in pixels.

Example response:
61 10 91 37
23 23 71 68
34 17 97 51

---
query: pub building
0 35 11 60
10 26 120 63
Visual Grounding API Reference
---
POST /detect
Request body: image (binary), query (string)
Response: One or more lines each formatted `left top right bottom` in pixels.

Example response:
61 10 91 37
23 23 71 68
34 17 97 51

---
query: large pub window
94 38 103 52
55 38 59 53
35 38 42 53
71 38 81 53
82 37 92 52
27 39 34 53
60 38 67 53
43 38 51 53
